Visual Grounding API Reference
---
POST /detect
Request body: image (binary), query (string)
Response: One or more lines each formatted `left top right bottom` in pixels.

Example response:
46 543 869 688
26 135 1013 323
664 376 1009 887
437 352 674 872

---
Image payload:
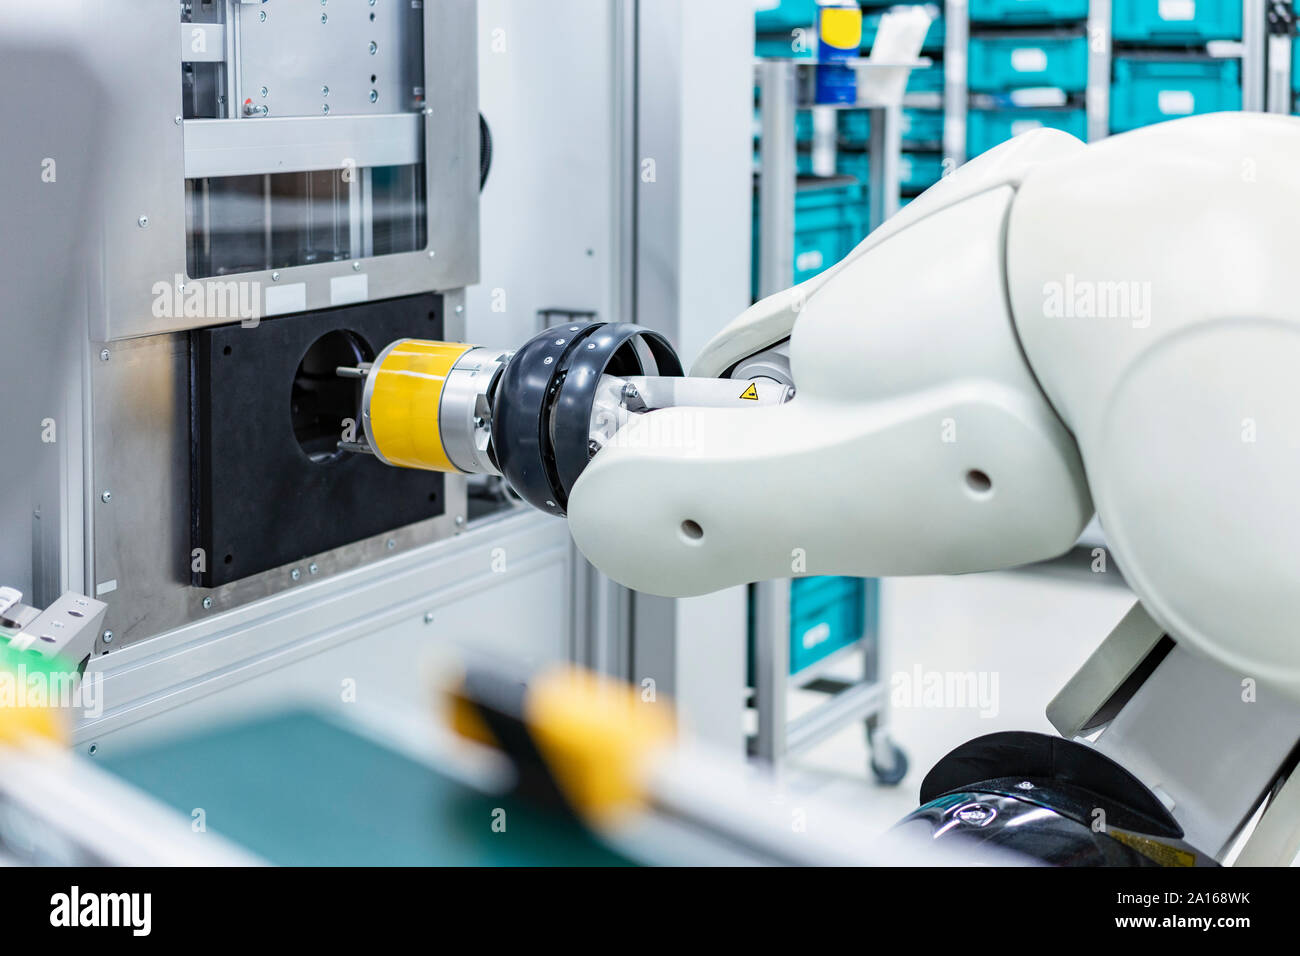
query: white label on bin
802 622 831 650
1158 0 1195 20
1010 119 1045 136
795 250 824 272
1158 89 1195 115
1011 47 1048 73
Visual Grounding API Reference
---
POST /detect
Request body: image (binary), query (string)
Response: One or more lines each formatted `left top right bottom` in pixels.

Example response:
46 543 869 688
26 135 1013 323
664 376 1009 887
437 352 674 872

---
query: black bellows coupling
491 322 683 516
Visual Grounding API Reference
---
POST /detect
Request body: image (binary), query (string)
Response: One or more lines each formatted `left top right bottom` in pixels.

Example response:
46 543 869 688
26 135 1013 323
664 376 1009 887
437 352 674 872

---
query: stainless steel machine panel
233 0 424 119
92 0 478 341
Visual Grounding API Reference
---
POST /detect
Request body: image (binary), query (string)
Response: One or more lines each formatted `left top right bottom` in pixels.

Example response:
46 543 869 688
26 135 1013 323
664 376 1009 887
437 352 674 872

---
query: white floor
782 565 1138 835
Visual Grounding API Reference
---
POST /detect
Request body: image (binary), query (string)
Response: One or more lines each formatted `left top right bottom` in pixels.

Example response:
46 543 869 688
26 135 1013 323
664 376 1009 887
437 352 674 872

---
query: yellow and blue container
816 2 864 104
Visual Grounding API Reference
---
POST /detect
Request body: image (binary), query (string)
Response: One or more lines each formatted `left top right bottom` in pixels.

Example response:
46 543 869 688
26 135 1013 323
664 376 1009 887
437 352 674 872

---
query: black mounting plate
190 293 446 588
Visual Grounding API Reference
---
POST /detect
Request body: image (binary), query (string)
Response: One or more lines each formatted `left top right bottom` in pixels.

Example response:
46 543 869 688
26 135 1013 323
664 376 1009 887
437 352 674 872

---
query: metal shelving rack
751 56 921 780
1264 0 1295 113
944 0 1268 167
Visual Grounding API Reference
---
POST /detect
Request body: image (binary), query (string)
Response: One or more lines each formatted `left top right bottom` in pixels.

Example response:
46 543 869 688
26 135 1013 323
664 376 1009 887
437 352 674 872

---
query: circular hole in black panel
291 330 374 464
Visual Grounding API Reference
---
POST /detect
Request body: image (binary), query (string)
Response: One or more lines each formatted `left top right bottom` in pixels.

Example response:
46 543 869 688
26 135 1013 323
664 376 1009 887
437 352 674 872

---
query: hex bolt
102 630 113 644
100 490 112 503
99 349 110 362
202 597 213 609
308 563 319 575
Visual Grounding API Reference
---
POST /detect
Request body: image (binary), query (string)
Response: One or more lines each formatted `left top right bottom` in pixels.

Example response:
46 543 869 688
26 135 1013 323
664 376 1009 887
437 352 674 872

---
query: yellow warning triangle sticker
739 382 759 401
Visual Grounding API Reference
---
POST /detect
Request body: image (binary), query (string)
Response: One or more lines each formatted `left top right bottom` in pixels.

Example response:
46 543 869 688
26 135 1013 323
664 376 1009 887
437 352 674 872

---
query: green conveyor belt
102 710 633 867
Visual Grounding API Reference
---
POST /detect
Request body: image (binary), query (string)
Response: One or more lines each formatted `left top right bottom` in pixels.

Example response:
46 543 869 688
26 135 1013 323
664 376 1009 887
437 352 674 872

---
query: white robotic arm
568 112 1300 698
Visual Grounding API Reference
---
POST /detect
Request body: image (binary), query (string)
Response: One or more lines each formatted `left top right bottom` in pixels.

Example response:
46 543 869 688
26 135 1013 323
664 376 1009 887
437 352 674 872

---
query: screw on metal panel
427 250 436 257
386 538 396 550
370 90 379 103
102 630 113 644
308 563 319 575
322 85 330 96
322 104 330 114
352 261 361 271
588 440 600 455
88 744 97 756
174 114 183 125
99 349 110 362
100 490 112 503
1016 781 1035 790
321 13 328 23
272 271 281 281
454 515 465 527
456 305 464 315
259 10 266 21
260 86 268 97
202 597 213 609
369 41 378 54
423 612 435 624
137 215 149 228
291 568 301 581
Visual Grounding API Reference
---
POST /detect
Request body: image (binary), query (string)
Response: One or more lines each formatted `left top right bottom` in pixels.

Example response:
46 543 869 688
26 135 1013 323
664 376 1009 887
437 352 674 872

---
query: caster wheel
870 743 909 786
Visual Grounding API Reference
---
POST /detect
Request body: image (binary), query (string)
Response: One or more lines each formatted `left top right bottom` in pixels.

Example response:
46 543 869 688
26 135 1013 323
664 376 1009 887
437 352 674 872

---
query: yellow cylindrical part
365 338 474 472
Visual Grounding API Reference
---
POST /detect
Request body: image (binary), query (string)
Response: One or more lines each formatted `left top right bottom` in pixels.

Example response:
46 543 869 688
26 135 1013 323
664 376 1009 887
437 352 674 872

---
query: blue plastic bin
1111 0 1242 45
755 0 819 33
756 33 815 59
967 107 1086 155
1110 56 1240 132
747 577 877 679
901 107 944 145
970 0 1089 23
907 63 945 94
863 6 946 53
751 182 868 299
968 34 1089 92
899 151 944 192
